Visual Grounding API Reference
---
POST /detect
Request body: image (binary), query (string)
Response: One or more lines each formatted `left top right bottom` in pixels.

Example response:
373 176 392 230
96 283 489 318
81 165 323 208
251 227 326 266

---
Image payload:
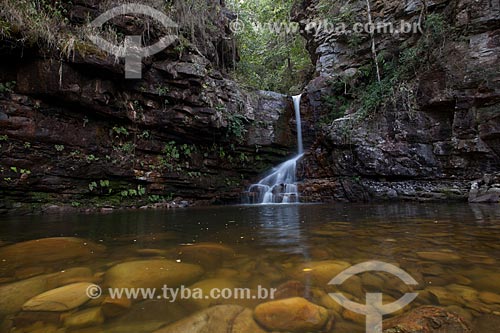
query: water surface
0 203 499 332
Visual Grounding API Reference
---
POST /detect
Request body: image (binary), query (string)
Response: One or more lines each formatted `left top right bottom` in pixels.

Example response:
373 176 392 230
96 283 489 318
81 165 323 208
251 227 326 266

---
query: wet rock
63 307 104 329
445 305 473 324
428 286 463 306
135 249 168 257
478 291 500 305
424 276 451 287
11 321 63 333
0 237 106 275
274 280 306 300
177 243 235 269
99 300 187 333
214 268 239 279
104 259 204 291
469 174 500 203
231 308 268 333
14 267 48 280
473 273 500 293
183 278 239 309
318 291 344 314
473 314 500 332
293 260 351 286
337 275 364 299
70 322 162 333
101 295 132 318
447 284 478 302
361 273 386 291
13 311 62 328
309 248 331 260
383 306 472 333
342 305 366 325
416 251 462 262
22 282 93 311
253 297 330 332
152 305 266 333
334 320 365 333
0 267 93 317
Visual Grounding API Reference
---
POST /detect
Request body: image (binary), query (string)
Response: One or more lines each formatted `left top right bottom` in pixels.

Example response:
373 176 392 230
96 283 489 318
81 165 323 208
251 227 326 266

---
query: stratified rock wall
0 0 296 213
292 0 500 202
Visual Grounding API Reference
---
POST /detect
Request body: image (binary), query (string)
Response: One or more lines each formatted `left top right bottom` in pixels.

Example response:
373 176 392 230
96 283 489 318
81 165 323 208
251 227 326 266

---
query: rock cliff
0 0 296 213
292 0 500 202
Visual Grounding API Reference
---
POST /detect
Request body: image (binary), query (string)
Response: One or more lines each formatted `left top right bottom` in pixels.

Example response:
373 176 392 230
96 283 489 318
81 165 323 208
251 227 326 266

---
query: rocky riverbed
0 204 498 333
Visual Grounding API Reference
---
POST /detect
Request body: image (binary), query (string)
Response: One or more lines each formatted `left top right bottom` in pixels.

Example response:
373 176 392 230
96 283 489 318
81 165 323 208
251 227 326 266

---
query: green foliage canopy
227 0 312 94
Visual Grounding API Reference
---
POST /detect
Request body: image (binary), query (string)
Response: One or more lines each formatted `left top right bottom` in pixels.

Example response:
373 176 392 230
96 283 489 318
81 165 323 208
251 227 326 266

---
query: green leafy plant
112 126 129 137
88 181 98 192
164 141 180 160
226 114 247 142
0 81 16 94
148 193 174 203
156 85 169 96
119 142 135 154
99 180 110 188
180 144 196 157
86 154 99 163
20 169 31 176
138 130 151 140
54 144 65 152
120 185 146 197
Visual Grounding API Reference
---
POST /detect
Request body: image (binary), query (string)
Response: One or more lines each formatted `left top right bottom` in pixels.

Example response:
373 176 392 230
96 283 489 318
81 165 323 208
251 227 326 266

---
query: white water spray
247 94 304 204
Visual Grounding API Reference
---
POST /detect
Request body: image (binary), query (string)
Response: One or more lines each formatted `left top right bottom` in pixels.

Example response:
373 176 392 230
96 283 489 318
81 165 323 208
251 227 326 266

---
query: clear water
0 203 499 332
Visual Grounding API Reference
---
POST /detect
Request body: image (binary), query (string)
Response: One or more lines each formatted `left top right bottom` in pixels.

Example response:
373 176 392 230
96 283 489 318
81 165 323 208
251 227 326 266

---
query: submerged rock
416 251 462 262
0 237 106 275
0 267 93 317
101 295 132 318
152 305 266 333
274 280 306 299
22 282 93 311
473 314 500 332
104 259 204 290
176 243 235 269
473 273 500 293
383 306 472 333
478 291 500 304
63 307 104 329
253 297 331 332
293 260 351 286
183 278 239 309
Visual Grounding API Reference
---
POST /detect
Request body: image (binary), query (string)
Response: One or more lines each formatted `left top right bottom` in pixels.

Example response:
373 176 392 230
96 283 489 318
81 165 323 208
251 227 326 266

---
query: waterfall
294 94 304 154
247 94 304 204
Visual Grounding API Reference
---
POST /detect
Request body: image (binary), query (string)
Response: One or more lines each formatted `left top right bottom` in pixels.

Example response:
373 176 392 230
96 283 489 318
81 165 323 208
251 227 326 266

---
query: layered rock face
0 0 296 213
293 0 500 202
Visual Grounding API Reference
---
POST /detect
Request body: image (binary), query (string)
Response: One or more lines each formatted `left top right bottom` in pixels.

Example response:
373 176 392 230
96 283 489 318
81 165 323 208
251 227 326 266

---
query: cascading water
247 95 304 204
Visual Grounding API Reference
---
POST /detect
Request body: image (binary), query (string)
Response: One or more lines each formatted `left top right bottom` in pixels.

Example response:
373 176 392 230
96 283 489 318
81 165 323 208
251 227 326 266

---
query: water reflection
255 205 309 256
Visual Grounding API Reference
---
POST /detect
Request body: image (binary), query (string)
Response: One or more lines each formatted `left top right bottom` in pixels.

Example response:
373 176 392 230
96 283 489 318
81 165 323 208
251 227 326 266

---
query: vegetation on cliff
227 0 313 94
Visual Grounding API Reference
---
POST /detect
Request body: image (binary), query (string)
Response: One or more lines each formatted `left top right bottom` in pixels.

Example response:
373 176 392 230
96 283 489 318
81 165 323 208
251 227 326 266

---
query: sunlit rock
254 297 331 332
22 282 94 312
104 259 204 291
